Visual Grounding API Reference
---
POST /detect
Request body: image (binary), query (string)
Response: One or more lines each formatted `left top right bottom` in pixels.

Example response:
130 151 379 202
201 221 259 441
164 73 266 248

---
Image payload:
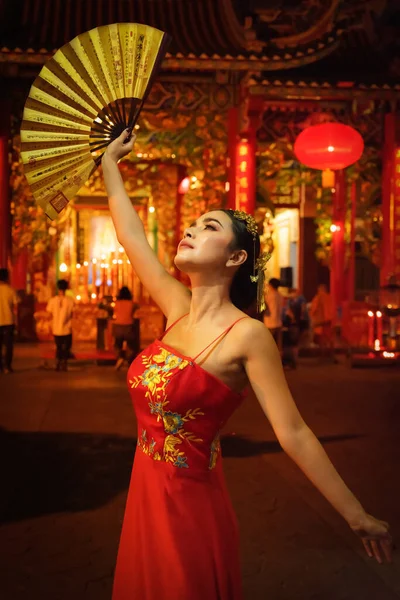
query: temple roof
0 0 348 72
0 0 399 81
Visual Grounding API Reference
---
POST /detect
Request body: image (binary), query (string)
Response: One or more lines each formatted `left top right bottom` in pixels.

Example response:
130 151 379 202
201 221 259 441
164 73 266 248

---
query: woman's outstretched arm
101 130 191 318
237 318 393 564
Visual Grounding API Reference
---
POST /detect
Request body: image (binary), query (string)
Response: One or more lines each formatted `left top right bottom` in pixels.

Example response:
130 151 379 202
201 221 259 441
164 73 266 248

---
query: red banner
235 138 255 214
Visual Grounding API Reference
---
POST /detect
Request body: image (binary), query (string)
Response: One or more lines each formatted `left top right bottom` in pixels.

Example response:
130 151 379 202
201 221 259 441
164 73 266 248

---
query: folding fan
20 23 171 220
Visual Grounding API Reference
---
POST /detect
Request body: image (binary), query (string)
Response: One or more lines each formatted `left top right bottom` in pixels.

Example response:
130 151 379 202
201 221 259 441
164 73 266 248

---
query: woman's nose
184 227 193 238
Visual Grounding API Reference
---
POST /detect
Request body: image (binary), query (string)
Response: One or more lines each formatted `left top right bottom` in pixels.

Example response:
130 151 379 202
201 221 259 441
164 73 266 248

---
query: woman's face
174 210 243 274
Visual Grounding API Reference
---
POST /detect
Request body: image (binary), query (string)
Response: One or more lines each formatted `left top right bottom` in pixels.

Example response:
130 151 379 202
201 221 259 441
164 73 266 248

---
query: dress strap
159 313 189 340
192 317 249 362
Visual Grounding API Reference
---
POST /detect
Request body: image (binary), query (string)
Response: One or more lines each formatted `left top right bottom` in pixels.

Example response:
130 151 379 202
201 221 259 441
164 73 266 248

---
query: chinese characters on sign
235 139 255 214
394 148 400 275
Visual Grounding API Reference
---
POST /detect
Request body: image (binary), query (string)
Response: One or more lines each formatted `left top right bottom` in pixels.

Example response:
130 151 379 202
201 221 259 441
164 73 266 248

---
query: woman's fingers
380 537 393 563
370 539 383 563
362 538 373 558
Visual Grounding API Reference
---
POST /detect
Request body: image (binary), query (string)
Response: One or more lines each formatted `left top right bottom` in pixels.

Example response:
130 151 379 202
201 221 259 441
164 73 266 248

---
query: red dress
112 315 248 600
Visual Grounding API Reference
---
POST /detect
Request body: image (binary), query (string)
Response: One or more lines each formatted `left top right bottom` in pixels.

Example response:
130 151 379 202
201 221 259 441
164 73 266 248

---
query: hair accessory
232 209 271 312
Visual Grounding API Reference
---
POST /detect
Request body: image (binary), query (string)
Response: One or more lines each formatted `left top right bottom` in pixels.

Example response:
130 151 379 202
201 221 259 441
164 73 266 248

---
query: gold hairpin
232 210 271 312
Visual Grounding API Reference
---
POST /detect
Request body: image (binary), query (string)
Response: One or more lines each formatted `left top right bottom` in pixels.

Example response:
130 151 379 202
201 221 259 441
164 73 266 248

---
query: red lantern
294 123 364 170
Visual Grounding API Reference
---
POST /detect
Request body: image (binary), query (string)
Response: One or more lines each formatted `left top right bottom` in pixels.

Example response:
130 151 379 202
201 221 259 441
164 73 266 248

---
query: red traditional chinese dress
112 314 248 600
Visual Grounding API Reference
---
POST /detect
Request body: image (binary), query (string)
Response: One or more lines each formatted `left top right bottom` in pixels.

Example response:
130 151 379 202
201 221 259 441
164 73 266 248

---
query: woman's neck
186 278 233 325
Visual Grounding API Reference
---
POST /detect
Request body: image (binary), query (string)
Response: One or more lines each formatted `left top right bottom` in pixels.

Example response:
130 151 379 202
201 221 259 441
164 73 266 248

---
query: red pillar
11 248 28 290
347 180 357 302
381 113 400 285
245 117 257 216
0 135 10 269
227 107 238 210
330 170 346 321
175 165 187 280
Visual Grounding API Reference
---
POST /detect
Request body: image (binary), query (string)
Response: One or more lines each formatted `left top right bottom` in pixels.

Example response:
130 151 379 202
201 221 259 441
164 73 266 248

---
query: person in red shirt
113 286 139 369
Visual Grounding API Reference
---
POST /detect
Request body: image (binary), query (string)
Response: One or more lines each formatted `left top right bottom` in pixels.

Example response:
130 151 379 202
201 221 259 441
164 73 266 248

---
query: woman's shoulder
231 315 273 357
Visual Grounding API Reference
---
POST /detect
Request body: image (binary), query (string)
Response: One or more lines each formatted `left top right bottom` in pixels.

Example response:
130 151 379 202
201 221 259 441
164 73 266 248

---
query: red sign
235 139 255 214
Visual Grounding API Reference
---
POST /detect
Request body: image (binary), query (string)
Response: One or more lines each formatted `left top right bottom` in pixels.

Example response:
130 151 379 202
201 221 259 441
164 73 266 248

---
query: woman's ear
226 249 247 268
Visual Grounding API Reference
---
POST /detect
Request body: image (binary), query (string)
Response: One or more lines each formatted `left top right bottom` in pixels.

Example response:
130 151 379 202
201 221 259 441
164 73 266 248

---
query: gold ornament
232 210 271 312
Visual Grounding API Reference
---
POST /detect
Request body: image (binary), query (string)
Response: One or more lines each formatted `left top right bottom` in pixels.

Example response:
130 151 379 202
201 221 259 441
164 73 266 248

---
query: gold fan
20 23 171 219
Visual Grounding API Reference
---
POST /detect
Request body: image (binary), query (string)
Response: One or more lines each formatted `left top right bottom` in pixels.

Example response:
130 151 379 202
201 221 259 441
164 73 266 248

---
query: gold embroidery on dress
209 433 221 470
130 348 204 469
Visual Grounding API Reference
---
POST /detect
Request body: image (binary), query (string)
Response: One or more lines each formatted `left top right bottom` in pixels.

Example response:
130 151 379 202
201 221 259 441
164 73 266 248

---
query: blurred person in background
0 268 19 374
310 284 335 359
46 279 74 371
113 286 140 370
263 277 284 351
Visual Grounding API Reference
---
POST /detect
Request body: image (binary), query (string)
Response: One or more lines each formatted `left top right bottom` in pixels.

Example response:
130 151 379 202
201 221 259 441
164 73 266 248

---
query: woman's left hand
350 513 393 563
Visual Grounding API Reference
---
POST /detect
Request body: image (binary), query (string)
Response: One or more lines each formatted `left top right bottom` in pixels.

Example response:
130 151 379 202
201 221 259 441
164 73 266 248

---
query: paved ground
0 344 400 600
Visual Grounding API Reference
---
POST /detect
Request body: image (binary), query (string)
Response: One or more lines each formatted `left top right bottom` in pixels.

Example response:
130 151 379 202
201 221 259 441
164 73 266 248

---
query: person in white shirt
263 277 284 351
0 268 19 374
46 279 74 371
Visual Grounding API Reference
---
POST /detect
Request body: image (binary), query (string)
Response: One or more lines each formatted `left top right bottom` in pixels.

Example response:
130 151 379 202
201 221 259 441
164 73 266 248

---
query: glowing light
134 124 140 130
191 176 197 182
105 264 109 269
118 259 123 265
94 117 103 124
374 339 380 352
101 254 106 260
171 153 176 158
149 206 155 213
383 351 395 359
330 224 340 233
376 311 382 318
92 258 97 264
178 177 190 194
76 295 81 301
225 181 230 192
127 260 130 264
91 293 97 299
76 263 81 269
331 188 336 193
367 311 374 317
83 261 89 267
112 259 118 264
328 145 335 152
48 226 57 236
59 263 68 273
119 247 124 253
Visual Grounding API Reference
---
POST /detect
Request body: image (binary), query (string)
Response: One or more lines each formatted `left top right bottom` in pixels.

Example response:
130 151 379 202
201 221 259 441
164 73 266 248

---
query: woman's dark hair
117 286 133 300
219 209 261 311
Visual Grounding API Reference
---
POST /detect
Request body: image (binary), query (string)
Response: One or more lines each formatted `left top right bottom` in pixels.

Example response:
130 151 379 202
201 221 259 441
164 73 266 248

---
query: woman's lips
179 241 193 250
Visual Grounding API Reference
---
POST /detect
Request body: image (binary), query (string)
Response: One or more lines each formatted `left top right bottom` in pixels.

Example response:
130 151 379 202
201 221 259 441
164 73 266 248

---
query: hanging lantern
294 123 364 172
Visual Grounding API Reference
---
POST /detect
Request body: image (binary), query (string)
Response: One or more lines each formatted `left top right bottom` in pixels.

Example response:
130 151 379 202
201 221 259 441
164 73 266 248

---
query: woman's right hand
102 129 137 164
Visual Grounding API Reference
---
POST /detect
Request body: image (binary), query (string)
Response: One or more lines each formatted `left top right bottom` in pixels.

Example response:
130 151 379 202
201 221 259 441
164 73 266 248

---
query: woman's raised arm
101 130 191 318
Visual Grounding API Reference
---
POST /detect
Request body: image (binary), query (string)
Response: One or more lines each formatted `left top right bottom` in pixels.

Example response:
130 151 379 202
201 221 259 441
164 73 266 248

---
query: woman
103 131 392 600
113 286 140 369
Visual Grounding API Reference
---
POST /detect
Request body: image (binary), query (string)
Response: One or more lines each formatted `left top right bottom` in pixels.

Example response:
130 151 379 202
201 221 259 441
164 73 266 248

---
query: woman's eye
205 224 216 230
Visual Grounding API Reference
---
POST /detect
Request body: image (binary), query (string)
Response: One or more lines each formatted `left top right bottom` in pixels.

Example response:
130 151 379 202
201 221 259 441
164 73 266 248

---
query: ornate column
347 180 357 302
381 113 400 285
234 97 262 215
0 136 10 268
227 107 238 210
330 170 346 320
0 96 11 268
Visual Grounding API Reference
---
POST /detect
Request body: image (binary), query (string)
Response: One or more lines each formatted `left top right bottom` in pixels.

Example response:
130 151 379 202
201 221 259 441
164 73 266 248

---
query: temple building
0 0 399 347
